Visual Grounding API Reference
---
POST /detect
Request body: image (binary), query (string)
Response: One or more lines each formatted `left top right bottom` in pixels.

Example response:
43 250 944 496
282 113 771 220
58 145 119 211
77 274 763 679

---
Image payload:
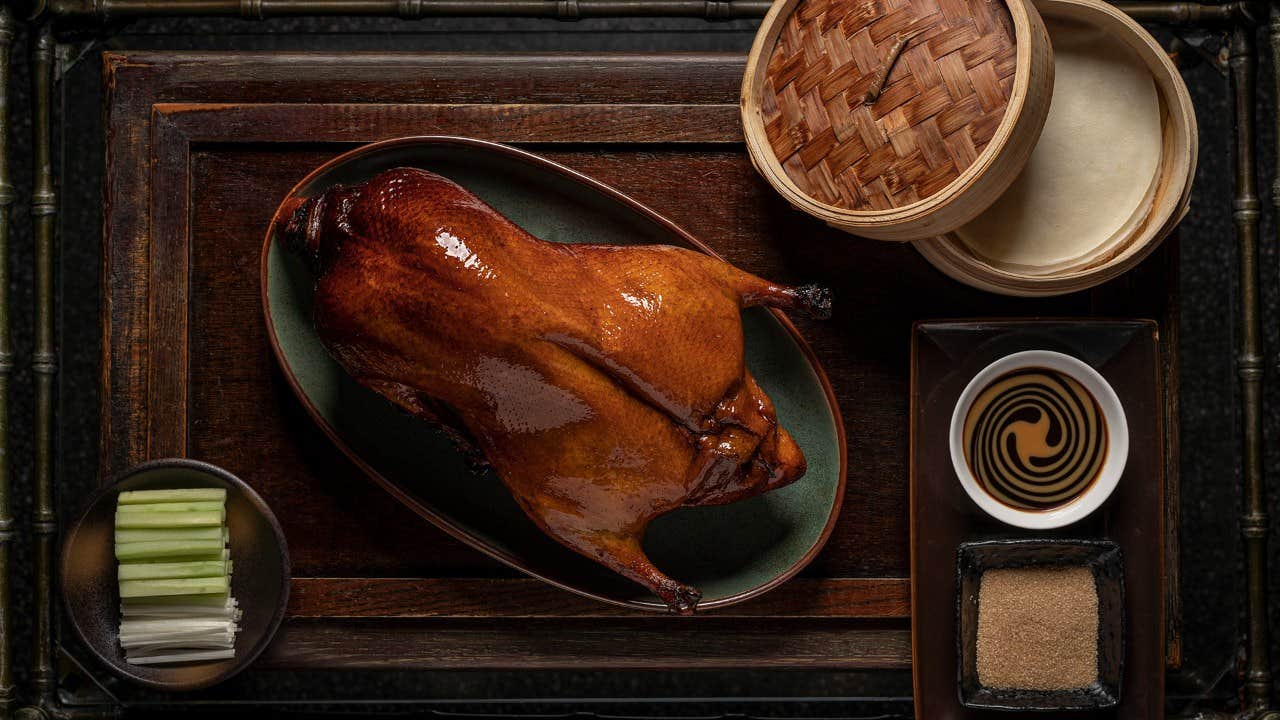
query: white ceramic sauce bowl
948 350 1128 529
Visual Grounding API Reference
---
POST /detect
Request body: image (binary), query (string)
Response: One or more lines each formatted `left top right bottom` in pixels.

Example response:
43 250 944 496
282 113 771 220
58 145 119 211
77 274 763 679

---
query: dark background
0 13 1273 717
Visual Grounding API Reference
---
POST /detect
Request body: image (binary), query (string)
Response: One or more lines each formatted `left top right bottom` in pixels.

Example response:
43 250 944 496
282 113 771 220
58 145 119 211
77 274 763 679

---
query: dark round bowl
60 459 290 691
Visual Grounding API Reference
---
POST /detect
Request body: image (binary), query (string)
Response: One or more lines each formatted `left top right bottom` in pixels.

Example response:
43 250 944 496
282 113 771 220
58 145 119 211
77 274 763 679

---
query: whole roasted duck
279 166 831 613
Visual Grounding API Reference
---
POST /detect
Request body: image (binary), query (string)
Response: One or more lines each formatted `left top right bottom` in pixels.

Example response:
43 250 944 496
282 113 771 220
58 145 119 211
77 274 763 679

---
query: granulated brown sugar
976 566 1099 690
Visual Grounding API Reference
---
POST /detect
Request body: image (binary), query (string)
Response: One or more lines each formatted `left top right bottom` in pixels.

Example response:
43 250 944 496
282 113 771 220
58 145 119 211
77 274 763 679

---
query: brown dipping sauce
962 367 1107 511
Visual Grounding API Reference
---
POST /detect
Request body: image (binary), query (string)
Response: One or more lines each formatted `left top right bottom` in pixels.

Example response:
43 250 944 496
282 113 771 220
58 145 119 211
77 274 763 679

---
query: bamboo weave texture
761 0 1019 210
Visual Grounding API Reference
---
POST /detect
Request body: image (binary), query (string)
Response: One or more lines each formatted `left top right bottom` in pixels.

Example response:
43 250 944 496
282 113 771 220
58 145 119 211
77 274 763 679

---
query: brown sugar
976 566 1099 690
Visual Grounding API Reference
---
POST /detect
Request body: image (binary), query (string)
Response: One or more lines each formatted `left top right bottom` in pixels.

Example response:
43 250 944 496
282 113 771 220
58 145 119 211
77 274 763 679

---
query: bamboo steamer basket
741 0 1055 242
912 0 1198 296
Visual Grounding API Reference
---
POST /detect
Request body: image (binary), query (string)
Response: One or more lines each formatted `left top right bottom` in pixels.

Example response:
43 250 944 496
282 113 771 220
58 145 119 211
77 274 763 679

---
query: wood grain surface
260 619 913 670
287 578 909 618
102 51 1178 669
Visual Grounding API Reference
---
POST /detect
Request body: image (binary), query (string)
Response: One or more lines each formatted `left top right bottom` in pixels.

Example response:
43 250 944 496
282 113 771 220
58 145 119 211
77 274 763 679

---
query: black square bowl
956 539 1124 711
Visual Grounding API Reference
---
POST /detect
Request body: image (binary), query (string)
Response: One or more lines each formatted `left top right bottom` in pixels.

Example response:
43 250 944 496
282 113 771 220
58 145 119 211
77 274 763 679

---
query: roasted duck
279 167 831 613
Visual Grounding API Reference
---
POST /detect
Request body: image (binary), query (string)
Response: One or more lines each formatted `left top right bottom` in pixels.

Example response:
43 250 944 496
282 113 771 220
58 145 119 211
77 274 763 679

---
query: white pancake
956 17 1163 276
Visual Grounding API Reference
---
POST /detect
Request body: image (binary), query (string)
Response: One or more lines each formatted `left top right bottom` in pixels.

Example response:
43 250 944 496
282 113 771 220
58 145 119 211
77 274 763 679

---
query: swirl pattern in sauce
962 367 1106 511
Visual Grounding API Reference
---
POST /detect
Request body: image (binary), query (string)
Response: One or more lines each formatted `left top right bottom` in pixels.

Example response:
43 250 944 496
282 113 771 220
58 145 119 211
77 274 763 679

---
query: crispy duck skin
279 167 832 614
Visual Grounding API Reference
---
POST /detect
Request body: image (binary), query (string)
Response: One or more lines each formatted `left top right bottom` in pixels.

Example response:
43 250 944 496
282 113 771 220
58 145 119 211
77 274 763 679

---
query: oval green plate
260 136 846 612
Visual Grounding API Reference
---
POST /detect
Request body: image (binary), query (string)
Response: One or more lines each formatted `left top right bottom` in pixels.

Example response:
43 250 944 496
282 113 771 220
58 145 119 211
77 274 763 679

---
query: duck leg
515 500 703 614
592 533 702 615
693 257 832 319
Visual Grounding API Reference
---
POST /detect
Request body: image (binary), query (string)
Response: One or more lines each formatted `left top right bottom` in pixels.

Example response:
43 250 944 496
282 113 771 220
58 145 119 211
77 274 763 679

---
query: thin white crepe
956 17 1163 276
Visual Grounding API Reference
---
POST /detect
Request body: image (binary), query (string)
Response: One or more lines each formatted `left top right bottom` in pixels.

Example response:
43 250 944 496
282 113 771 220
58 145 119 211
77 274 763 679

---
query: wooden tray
911 320 1166 718
101 50 1179 670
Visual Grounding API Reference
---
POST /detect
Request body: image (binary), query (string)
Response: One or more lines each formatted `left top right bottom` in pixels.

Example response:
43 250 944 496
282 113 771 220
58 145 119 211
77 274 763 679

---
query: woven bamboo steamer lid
741 0 1055 242
912 0 1197 296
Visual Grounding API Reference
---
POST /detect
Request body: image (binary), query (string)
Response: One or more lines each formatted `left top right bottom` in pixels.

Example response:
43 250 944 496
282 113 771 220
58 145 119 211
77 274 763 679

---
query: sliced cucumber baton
115 539 225 562
113 501 225 514
114 510 223 529
119 576 229 599
118 560 228 581
114 526 225 544
117 488 227 504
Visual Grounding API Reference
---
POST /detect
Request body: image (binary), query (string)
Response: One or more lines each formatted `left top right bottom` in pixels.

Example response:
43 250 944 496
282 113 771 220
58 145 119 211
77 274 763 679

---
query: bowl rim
947 350 1129 529
257 134 848 613
59 457 291 691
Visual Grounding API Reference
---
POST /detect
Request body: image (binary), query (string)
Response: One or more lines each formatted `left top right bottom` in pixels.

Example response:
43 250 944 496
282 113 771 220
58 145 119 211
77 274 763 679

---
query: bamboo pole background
31 0 1260 23
0 5 15 717
1228 22 1275 717
29 19 57 718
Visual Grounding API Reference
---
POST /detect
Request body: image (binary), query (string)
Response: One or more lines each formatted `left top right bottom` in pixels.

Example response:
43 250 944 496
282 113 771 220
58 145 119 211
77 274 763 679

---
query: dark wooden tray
100 51 1179 670
910 320 1166 719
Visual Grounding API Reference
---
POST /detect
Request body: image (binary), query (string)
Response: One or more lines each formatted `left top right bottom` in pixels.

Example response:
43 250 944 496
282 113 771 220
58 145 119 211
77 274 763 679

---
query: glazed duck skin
279 167 831 614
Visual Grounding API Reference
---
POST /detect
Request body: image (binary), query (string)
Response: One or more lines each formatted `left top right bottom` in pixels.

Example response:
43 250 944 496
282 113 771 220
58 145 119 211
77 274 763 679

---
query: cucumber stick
118 560 227 581
123 603 239 619
114 501 224 514
121 592 231 608
115 527 225 544
115 510 223 528
119 576 228 599
117 488 226 505
115 539 224 561
118 546 229 564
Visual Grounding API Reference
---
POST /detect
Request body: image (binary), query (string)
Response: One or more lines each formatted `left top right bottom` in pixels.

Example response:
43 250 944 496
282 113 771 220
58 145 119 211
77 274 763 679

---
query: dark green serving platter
259 136 846 612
